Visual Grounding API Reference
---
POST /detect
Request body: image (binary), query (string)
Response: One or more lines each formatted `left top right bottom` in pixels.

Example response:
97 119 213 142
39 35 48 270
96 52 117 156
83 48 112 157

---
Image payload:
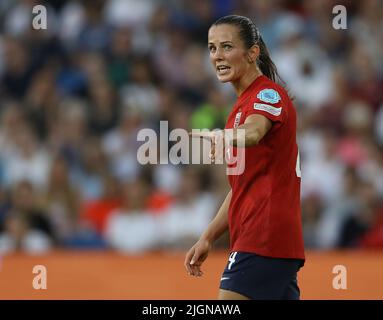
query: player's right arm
184 189 232 276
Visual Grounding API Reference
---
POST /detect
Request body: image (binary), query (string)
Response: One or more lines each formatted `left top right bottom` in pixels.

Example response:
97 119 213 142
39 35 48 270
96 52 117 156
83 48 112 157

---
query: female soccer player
184 15 305 300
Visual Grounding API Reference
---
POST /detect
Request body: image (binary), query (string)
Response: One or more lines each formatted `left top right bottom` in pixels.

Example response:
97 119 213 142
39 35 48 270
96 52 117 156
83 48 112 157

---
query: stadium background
0 0 382 299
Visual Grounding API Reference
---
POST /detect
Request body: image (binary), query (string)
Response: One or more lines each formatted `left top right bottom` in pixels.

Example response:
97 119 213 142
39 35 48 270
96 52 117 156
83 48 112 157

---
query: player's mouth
216 65 231 75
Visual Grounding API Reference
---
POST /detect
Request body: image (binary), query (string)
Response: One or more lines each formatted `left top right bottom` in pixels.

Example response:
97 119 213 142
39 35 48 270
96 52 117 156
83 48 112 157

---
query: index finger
184 248 195 274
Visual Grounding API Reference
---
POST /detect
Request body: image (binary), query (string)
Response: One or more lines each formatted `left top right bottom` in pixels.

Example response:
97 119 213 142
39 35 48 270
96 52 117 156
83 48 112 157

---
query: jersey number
228 252 237 270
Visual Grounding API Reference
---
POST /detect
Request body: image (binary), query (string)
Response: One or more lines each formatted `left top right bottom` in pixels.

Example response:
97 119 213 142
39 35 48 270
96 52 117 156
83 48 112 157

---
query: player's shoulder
253 76 288 103
243 75 291 122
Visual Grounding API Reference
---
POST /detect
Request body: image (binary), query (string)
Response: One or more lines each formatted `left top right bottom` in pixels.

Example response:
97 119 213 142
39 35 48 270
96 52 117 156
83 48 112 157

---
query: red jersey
225 75 305 260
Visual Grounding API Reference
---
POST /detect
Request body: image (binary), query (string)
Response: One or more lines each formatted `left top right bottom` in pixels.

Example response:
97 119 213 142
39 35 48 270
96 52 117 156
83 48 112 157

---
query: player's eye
223 44 232 50
208 45 216 53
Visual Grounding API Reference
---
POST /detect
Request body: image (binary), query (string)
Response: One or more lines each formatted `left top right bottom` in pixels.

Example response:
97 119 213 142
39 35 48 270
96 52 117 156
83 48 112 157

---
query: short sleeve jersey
225 75 305 261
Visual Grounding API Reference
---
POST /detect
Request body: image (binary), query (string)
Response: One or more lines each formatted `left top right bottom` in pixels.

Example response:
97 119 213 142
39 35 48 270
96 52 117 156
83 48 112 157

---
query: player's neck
232 68 263 97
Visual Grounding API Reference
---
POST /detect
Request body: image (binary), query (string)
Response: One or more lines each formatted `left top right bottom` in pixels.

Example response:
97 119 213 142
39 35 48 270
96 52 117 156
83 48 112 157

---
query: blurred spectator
104 177 159 254
0 185 11 230
301 194 323 249
159 167 217 249
316 167 364 249
349 0 383 78
105 26 133 89
358 141 383 198
0 180 54 254
1 122 52 191
337 181 381 248
41 155 80 243
337 100 373 168
119 58 160 116
0 37 35 99
358 204 383 249
104 0 157 28
102 105 144 182
301 130 345 204
58 1 86 49
47 99 88 169
81 174 122 235
152 28 191 89
0 212 52 255
10 181 53 237
56 52 88 98
87 76 120 136
76 0 111 52
346 43 383 112
24 62 59 140
0 101 27 164
72 137 109 201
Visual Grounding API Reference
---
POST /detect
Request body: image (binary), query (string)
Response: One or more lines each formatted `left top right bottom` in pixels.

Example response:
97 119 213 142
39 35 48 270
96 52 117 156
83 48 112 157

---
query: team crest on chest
257 89 281 104
233 112 242 128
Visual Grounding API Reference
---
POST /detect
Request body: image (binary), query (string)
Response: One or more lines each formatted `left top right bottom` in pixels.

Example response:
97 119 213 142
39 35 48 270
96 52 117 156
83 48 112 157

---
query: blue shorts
219 251 304 300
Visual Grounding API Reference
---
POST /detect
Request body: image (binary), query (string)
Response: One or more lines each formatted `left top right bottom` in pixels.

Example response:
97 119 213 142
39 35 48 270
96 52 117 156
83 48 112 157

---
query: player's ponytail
257 35 281 83
212 15 284 84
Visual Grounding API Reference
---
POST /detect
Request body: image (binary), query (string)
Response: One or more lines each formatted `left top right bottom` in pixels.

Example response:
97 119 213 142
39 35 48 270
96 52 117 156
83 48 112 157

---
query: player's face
208 24 249 83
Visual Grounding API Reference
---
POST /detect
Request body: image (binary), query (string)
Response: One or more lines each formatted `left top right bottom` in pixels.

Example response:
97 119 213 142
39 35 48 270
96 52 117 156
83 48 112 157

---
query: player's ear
247 45 260 64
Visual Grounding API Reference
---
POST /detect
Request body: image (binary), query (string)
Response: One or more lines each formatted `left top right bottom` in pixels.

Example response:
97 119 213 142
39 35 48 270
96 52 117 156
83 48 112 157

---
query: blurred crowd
0 0 382 255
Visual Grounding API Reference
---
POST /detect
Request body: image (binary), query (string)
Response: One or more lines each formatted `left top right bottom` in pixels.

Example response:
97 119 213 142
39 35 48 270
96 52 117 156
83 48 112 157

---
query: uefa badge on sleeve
256 89 281 104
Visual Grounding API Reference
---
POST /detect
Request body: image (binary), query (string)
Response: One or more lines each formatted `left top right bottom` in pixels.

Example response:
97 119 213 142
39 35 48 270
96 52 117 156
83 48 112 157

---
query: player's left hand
184 238 212 277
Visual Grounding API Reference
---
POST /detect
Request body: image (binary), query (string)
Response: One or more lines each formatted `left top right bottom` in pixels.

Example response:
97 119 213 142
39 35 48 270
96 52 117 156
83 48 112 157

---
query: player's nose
211 47 224 62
